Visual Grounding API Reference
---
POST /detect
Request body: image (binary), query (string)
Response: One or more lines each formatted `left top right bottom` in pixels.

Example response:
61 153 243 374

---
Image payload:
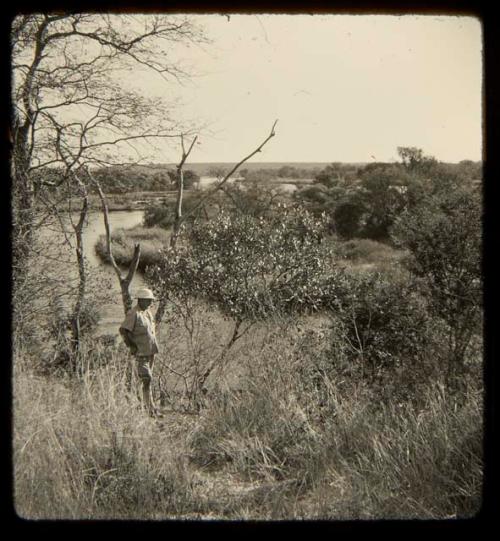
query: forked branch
170 120 278 247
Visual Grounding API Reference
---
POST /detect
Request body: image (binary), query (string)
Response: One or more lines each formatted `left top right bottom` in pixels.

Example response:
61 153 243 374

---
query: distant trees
167 169 200 190
239 165 321 182
220 182 284 218
357 163 408 240
292 148 481 243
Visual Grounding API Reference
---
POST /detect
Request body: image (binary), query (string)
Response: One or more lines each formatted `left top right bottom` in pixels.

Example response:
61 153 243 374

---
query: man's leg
136 355 156 416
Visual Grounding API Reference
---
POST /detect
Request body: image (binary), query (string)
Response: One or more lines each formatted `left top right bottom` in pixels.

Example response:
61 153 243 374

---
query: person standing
119 288 161 417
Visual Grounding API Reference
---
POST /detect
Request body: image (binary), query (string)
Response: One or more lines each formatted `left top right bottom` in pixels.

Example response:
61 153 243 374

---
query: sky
123 14 483 164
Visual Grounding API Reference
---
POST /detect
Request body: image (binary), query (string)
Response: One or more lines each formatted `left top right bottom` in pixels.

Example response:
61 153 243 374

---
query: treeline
238 164 323 182
32 166 201 195
141 149 481 245
295 149 481 241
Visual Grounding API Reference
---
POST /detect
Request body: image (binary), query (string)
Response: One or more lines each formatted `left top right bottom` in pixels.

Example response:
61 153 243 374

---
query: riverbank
94 225 170 273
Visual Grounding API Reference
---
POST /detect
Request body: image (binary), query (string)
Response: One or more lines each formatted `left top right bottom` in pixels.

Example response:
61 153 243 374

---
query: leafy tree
358 163 408 240
295 164 361 233
167 169 200 190
397 146 438 176
333 195 367 239
149 206 335 322
391 186 482 381
148 205 335 392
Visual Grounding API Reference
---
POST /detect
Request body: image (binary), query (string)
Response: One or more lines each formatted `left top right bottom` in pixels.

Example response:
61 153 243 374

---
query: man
119 288 161 417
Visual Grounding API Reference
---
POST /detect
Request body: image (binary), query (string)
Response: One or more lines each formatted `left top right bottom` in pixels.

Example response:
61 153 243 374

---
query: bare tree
11 13 208 340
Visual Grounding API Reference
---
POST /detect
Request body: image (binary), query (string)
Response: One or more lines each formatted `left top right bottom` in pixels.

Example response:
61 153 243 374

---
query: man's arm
120 328 138 354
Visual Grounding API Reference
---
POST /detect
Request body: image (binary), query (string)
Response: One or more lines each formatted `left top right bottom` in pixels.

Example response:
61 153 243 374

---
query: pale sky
126 14 483 164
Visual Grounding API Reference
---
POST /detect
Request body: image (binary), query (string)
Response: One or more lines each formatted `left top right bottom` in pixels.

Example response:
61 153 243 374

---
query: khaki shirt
120 305 159 356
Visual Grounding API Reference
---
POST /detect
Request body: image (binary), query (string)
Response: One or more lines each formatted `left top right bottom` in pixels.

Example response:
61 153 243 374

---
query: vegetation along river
41 209 148 337
86 210 148 336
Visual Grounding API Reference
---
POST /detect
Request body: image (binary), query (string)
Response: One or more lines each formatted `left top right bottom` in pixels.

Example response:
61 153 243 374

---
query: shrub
149 206 336 322
391 186 482 381
322 270 435 395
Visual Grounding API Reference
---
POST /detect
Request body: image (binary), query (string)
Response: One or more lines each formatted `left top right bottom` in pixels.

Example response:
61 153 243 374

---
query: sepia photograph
11 11 483 520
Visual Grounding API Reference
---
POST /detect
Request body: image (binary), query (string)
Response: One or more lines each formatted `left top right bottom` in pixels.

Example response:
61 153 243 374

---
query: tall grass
186 328 483 519
13 344 221 520
13 314 483 520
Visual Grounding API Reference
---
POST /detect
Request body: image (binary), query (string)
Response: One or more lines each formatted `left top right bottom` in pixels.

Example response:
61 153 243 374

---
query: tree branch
179 120 278 227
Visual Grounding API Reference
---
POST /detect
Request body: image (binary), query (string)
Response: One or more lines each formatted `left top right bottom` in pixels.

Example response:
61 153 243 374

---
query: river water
40 209 148 337
82 210 150 336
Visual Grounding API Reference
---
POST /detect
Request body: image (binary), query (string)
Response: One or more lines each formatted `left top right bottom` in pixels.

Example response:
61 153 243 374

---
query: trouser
135 355 156 414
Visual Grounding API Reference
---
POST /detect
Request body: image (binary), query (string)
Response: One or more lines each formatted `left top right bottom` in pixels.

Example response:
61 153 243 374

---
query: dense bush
322 271 435 394
149 206 337 321
391 186 482 379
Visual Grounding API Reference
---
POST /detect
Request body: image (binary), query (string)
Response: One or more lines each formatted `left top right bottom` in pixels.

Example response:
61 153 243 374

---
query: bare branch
179 120 278 227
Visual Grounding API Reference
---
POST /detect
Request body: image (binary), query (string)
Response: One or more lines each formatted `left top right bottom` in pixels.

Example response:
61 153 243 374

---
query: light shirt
120 305 159 356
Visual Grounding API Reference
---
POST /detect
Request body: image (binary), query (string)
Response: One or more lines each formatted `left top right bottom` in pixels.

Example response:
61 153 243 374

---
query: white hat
136 288 156 300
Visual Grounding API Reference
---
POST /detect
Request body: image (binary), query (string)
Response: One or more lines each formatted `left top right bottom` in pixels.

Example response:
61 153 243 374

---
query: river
83 210 150 336
40 209 148 337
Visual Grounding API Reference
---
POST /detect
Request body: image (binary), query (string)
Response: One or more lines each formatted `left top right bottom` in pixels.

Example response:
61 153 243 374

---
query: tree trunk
70 195 89 352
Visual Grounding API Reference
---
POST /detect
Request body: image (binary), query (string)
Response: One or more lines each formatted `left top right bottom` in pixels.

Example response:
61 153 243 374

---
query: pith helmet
136 288 156 300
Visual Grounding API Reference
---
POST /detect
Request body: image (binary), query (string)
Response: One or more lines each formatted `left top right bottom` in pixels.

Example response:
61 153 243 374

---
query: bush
391 186 482 379
149 206 336 322
323 270 435 394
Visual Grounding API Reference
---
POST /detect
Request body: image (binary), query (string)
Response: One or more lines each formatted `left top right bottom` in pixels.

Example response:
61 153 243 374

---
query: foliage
220 182 285 218
167 169 200 190
391 186 482 373
239 165 321 182
314 162 359 187
355 163 409 240
293 151 481 243
92 167 172 194
397 146 439 176
332 195 366 239
323 271 434 388
148 206 337 321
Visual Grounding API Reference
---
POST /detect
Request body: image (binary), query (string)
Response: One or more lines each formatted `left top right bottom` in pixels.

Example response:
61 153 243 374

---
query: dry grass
13 345 214 520
13 316 483 520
